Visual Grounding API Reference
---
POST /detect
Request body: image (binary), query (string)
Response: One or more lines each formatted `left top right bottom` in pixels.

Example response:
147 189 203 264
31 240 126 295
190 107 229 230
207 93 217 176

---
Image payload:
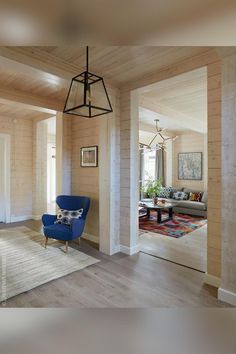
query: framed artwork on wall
80 146 98 167
178 152 202 180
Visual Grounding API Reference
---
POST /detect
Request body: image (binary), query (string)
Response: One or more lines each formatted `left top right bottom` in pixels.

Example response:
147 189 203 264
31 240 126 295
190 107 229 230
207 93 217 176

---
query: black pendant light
63 46 113 118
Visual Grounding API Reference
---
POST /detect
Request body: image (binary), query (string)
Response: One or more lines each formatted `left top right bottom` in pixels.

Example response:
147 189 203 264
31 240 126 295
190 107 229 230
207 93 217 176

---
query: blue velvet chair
42 195 90 253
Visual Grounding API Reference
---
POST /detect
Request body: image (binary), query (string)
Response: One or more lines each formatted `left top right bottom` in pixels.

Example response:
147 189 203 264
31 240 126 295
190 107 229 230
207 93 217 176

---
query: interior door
0 137 5 222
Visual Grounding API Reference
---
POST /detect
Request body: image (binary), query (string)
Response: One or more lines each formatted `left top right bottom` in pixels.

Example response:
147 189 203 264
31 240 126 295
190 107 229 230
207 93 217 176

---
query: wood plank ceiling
140 67 207 133
0 46 211 115
37 46 210 86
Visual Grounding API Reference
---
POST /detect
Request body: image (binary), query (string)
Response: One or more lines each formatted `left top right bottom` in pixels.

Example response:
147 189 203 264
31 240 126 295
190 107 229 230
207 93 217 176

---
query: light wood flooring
140 225 207 272
0 220 229 308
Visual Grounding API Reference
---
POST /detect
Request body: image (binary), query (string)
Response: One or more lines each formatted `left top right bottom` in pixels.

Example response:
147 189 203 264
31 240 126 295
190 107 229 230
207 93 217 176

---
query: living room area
138 68 208 272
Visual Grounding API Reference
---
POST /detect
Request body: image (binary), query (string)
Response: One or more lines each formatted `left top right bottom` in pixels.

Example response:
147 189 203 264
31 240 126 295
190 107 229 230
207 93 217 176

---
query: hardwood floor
0 220 229 308
139 225 207 272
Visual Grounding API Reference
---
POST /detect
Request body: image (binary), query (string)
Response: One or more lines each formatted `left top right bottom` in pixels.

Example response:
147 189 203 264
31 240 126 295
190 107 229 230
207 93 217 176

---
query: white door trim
0 133 11 223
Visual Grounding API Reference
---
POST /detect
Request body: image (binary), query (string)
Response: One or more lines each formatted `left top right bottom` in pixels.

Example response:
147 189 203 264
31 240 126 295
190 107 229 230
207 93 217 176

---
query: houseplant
141 179 162 204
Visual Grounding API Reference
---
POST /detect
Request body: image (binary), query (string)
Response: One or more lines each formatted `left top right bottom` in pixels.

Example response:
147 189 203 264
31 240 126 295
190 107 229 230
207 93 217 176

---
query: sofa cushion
201 192 208 204
172 191 189 200
158 186 173 198
189 192 202 202
174 200 207 211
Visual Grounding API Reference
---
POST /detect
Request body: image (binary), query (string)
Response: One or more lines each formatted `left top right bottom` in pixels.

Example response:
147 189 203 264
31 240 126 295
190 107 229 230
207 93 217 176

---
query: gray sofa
141 187 207 218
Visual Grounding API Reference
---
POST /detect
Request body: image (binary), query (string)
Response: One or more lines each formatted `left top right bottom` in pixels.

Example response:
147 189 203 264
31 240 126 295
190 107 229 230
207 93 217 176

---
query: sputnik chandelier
139 119 178 152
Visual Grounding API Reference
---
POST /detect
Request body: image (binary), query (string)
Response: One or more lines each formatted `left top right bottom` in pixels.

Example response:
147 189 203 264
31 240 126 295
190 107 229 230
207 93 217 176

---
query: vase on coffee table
152 196 158 205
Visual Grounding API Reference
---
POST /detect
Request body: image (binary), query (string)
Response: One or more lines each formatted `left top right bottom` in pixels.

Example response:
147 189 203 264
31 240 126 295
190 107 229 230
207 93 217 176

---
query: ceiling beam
139 96 207 133
0 85 63 112
0 47 117 88
0 54 67 86
0 47 80 80
0 97 57 115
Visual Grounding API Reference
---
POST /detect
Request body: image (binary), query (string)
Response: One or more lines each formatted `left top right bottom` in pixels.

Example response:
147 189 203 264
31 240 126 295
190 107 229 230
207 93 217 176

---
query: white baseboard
112 244 121 254
120 243 140 255
81 232 99 244
9 215 42 223
31 215 42 221
10 215 33 223
218 288 236 306
203 273 221 288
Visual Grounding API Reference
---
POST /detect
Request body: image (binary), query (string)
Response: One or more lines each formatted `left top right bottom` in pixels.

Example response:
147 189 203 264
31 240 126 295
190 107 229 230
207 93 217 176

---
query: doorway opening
137 67 208 272
34 116 56 217
0 134 10 223
46 117 56 214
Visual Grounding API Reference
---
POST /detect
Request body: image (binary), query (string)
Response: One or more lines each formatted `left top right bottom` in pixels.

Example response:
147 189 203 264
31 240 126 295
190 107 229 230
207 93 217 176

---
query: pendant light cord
86 46 89 72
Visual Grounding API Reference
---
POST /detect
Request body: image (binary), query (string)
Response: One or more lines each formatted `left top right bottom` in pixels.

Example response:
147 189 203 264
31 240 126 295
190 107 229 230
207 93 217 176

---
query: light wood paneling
71 117 100 240
0 115 33 219
207 60 221 278
39 46 209 87
221 52 236 295
141 67 207 133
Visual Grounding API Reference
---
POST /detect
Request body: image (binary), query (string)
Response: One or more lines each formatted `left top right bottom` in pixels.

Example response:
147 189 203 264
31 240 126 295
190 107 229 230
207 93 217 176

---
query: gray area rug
0 226 99 302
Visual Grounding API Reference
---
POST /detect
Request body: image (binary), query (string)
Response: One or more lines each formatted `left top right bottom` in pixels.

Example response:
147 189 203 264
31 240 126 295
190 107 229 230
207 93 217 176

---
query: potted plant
141 179 162 204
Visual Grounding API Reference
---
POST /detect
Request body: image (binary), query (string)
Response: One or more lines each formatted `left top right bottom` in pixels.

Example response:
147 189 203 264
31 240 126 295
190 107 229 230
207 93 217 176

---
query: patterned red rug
139 211 207 238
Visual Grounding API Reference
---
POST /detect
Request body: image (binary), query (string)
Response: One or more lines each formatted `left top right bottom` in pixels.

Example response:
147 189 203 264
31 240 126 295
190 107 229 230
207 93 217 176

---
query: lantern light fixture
63 46 113 118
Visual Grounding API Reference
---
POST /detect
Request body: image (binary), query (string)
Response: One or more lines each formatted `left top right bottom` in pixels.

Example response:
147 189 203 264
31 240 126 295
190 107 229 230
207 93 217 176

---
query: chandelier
63 46 113 118
139 119 178 152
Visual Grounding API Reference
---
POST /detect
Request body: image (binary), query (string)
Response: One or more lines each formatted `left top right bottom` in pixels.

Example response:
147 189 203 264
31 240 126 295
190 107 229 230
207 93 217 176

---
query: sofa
141 187 207 218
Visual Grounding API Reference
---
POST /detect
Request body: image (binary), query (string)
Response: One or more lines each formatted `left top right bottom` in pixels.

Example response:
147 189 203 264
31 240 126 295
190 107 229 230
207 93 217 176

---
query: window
144 149 156 181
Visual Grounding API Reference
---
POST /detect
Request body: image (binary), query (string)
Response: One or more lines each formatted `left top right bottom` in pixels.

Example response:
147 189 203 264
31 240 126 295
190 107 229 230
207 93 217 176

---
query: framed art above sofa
178 152 202 180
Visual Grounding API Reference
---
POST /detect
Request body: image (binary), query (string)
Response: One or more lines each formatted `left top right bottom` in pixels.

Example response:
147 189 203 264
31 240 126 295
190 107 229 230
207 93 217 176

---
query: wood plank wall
71 116 100 240
120 90 132 247
221 52 236 294
61 115 72 195
70 85 120 251
207 60 222 278
0 116 33 219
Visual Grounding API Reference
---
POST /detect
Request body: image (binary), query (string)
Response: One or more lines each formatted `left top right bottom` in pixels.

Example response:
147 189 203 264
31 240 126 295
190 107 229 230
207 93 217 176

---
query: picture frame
178 152 202 180
80 146 98 167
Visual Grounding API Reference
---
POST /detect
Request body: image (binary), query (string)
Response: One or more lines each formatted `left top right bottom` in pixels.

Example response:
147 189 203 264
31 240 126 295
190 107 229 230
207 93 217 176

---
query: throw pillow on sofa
55 208 83 226
201 192 208 204
189 192 202 202
158 186 173 198
172 191 189 200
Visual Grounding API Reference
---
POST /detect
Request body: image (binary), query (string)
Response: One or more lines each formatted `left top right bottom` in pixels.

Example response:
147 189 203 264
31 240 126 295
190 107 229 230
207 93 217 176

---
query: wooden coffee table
144 202 177 224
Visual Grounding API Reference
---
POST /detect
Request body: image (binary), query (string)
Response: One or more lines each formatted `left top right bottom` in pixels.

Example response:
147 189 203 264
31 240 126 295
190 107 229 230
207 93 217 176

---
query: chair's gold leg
45 237 48 248
65 241 68 254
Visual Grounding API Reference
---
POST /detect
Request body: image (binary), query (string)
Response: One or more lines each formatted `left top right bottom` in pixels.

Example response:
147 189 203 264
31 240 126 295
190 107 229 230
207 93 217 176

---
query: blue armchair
42 195 90 253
